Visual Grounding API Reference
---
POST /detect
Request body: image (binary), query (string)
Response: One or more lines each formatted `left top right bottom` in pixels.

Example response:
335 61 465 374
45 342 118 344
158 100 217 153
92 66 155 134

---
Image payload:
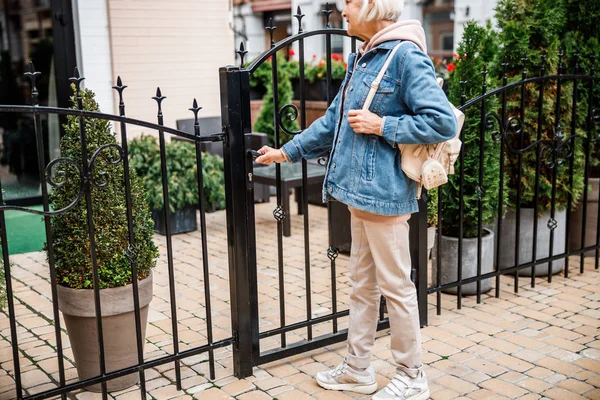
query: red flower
318 60 325 67
289 49 295 57
332 53 343 61
447 62 456 73
453 52 458 59
312 54 317 59
267 56 272 62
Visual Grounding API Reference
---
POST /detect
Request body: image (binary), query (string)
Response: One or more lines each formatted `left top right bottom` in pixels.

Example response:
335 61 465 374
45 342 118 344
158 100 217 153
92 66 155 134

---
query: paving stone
542 387 588 400
193 387 233 399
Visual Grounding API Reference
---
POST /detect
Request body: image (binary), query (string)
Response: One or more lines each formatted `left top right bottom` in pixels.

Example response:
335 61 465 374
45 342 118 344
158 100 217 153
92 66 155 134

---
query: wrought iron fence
0 64 229 399
429 52 600 315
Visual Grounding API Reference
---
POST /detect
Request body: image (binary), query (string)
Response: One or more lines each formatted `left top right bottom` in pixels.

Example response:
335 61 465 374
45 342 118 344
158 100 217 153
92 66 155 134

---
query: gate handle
247 149 261 160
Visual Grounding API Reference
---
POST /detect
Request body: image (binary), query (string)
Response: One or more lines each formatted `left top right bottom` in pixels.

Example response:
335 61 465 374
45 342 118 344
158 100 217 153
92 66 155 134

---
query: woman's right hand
255 146 287 165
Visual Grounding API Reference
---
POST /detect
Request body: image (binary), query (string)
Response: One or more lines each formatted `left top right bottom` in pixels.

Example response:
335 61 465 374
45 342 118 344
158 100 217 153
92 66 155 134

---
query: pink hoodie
358 20 427 55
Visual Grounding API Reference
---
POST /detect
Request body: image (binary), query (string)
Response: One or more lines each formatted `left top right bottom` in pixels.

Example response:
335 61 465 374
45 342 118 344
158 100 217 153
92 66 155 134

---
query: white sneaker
372 370 430 400
315 360 378 394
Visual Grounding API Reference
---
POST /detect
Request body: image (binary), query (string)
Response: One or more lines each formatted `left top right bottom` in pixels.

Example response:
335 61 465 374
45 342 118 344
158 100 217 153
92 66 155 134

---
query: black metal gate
220 8 429 379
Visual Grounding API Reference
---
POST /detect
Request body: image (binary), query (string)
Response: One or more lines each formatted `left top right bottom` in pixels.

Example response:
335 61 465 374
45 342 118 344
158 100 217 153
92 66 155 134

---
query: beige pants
345 213 423 378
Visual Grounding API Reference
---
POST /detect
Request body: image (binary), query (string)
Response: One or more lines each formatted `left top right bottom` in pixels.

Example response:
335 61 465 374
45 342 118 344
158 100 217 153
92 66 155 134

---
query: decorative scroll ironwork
278 104 304 135
89 143 125 188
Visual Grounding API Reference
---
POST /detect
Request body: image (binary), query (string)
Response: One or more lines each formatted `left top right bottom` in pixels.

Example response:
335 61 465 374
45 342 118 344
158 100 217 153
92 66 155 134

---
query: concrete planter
57 273 153 392
569 177 599 257
498 208 566 276
152 205 197 235
432 228 494 295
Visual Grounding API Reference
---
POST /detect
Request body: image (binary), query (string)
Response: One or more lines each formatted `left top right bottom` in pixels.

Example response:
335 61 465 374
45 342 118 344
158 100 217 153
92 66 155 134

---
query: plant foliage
442 21 504 238
253 54 299 146
128 136 225 213
493 0 585 212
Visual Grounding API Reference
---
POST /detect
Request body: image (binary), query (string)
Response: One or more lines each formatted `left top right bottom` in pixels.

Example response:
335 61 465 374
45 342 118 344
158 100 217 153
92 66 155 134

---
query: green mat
5 205 46 255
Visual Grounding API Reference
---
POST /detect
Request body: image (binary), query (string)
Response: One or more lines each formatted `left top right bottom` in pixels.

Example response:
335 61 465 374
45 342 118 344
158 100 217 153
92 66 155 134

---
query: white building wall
72 0 114 115
453 0 498 52
234 3 265 62
107 0 234 136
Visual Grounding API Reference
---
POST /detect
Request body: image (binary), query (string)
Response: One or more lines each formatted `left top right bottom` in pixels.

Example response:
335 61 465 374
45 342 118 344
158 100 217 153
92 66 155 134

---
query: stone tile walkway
0 196 599 399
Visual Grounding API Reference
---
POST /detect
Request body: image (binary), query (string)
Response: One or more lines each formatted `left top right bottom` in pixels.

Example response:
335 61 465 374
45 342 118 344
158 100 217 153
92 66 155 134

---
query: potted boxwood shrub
50 87 159 392
431 21 503 295
128 135 225 235
493 0 585 276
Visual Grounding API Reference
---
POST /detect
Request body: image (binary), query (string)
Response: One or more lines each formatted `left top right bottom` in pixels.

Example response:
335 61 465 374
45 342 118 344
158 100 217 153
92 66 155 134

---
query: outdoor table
252 162 326 237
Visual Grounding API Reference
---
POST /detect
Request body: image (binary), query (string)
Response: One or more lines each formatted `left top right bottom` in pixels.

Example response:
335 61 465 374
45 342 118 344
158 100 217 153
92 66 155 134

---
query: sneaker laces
385 373 412 396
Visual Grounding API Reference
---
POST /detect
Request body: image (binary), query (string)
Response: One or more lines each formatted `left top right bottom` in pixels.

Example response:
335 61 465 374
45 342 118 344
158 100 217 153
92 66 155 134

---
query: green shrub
493 0 585 212
49 87 158 289
251 54 299 146
128 136 225 213
441 21 503 238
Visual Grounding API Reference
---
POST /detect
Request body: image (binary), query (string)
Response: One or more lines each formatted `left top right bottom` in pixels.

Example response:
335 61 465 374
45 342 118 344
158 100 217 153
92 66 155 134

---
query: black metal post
411 194 428 327
220 65 259 378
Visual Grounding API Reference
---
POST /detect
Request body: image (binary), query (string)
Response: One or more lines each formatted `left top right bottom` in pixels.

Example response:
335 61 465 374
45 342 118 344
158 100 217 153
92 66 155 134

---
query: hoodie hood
359 20 427 55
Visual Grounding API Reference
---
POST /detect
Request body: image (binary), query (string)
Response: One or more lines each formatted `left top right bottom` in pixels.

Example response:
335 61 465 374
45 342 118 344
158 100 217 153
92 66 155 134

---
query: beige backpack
362 41 464 199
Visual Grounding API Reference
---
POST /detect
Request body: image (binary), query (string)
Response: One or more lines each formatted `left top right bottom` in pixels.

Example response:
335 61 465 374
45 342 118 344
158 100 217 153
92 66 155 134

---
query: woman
256 0 456 399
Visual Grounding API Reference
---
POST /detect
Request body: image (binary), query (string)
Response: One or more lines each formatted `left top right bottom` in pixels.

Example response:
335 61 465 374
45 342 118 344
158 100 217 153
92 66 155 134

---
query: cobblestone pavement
0 197 599 400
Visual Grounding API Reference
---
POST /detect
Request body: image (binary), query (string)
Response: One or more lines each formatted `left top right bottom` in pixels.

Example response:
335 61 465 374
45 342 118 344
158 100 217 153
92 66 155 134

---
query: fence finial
189 98 202 124
152 87 166 116
237 42 248 68
540 51 547 75
112 76 128 107
24 62 41 104
558 47 564 75
266 18 276 47
322 3 333 28
294 6 305 34
68 67 85 94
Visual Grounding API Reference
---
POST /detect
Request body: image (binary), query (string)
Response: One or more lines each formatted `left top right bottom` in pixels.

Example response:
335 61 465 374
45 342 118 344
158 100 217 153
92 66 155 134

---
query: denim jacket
281 40 457 215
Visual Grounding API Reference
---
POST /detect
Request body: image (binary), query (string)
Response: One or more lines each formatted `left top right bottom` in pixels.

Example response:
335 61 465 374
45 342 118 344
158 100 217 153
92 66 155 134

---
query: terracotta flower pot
57 273 153 392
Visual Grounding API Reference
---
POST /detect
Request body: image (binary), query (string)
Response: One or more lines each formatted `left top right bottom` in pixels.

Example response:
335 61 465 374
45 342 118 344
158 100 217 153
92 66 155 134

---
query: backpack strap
362 41 415 112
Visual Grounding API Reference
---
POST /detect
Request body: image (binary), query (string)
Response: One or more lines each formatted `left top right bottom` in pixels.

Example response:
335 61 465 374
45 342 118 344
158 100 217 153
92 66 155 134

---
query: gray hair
357 0 404 22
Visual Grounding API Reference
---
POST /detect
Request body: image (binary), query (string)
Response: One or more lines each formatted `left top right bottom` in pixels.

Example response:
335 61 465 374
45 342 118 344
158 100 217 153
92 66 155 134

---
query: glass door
0 0 76 205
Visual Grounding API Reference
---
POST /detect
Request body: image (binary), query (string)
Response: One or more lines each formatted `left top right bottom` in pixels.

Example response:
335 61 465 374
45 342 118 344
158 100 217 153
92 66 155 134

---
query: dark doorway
0 0 77 205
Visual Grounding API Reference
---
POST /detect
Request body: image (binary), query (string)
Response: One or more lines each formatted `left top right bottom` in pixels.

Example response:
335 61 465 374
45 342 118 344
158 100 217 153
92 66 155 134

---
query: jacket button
337 138 341 143
333 163 336 168
329 187 333 193
362 62 367 67
350 86 353 91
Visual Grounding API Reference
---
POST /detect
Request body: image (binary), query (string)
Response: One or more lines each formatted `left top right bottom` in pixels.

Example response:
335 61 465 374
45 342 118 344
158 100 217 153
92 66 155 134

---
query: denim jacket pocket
362 135 378 181
361 76 395 114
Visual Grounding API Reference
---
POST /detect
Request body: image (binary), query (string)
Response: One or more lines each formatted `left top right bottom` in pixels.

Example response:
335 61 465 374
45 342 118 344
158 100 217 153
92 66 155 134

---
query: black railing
0 64 229 399
430 51 600 315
